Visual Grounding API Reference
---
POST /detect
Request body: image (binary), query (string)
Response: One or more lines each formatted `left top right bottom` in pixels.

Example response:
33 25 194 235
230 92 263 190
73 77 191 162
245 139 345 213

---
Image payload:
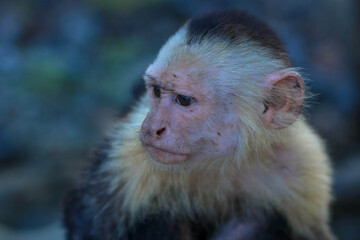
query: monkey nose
156 127 166 137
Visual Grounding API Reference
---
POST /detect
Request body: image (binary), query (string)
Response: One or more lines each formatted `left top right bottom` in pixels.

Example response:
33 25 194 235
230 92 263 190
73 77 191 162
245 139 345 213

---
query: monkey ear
260 70 305 129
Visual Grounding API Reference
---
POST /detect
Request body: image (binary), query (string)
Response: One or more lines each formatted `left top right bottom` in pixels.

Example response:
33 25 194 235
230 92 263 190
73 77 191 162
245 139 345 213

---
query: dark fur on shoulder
65 182 297 240
63 139 125 240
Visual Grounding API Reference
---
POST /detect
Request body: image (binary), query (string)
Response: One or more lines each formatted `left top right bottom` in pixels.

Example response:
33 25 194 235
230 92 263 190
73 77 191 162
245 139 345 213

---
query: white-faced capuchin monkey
64 10 335 240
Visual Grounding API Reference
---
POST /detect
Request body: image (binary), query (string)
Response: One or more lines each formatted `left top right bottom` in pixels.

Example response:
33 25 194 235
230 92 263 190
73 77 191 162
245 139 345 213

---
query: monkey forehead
145 64 210 93
150 28 212 69
151 25 286 81
145 30 220 90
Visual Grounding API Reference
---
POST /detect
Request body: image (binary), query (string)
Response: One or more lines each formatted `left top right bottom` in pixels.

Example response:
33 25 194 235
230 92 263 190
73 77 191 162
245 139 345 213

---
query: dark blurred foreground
0 0 359 239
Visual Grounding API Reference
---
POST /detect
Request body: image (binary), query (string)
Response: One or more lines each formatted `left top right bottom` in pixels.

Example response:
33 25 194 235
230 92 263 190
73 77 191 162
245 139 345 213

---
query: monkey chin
145 145 190 165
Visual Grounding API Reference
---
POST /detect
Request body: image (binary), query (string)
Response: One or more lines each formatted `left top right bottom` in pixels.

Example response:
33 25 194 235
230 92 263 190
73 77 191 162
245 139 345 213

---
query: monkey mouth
145 145 190 164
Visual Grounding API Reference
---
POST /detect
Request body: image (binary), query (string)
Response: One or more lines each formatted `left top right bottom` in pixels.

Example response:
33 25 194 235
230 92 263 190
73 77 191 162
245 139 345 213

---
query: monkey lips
145 145 190 164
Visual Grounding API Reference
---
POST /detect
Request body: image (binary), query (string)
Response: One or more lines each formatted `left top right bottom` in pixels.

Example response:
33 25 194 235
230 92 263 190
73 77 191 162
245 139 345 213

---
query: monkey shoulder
244 119 332 239
63 101 150 240
63 137 117 239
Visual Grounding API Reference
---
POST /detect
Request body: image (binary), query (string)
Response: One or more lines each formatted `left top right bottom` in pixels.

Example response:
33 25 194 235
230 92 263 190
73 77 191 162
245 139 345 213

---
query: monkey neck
106 141 276 221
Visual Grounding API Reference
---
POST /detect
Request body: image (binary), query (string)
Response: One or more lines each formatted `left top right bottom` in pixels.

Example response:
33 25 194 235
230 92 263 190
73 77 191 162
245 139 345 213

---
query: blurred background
0 0 359 239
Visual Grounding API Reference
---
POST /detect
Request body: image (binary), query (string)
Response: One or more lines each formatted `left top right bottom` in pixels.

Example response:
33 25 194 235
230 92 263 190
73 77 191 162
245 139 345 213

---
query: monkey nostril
156 127 166 136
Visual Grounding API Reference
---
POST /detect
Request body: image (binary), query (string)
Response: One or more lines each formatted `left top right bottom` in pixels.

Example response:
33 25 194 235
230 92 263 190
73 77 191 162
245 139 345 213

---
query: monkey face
140 64 239 165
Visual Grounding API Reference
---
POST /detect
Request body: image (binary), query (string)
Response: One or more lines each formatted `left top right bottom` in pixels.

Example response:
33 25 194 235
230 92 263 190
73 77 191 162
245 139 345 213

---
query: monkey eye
153 85 161 98
175 95 194 107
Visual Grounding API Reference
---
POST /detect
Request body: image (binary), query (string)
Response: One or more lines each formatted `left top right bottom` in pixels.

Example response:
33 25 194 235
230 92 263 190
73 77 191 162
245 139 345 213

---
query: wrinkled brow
143 73 174 91
144 73 160 86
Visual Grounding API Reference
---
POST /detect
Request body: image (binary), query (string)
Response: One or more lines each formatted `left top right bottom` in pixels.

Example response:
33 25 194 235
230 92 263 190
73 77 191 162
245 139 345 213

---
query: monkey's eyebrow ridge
143 73 158 84
144 73 176 92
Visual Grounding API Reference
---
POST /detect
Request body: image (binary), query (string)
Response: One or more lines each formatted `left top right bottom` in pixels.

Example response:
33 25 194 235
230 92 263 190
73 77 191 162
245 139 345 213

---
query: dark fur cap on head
186 10 291 67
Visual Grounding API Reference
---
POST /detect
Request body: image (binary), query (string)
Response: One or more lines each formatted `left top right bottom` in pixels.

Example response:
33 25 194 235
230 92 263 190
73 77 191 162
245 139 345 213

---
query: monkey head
140 11 305 166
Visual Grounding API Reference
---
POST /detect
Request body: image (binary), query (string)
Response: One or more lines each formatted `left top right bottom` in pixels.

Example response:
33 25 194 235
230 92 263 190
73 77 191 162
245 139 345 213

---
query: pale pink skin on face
140 66 239 165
